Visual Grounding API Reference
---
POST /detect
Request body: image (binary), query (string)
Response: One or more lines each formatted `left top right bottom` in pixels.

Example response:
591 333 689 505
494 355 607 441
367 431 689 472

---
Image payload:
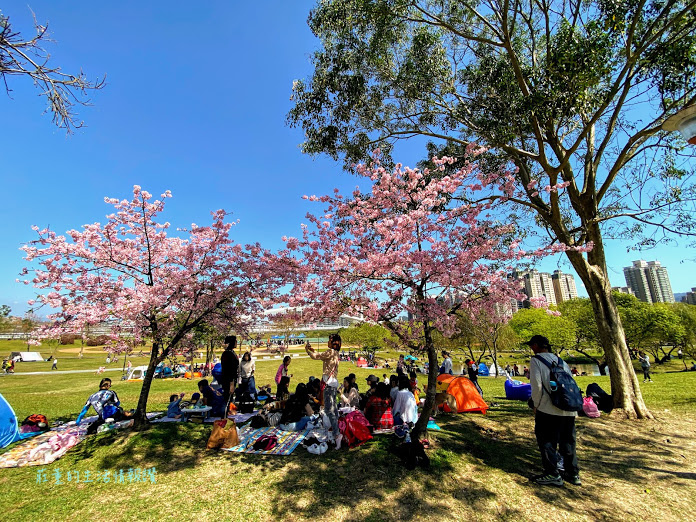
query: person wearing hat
526 335 580 487
360 374 380 409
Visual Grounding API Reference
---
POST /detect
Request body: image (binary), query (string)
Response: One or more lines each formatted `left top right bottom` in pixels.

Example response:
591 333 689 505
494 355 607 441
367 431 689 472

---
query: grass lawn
0 344 694 521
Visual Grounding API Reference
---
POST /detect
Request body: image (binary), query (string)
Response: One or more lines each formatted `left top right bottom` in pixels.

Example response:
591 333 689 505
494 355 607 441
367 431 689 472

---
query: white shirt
392 389 418 424
530 352 577 417
442 357 453 374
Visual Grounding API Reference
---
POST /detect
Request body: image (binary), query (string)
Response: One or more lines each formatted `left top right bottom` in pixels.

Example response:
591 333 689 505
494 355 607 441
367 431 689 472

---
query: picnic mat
0 412 161 468
223 425 310 456
228 411 258 424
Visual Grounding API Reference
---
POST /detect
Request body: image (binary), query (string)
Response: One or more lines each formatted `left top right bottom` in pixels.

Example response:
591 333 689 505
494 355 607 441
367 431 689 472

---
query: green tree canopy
288 0 696 418
508 307 576 354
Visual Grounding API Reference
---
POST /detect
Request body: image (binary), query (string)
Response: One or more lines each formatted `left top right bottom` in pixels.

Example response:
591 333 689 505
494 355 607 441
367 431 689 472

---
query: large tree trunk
133 342 163 429
412 324 438 440
566 246 652 419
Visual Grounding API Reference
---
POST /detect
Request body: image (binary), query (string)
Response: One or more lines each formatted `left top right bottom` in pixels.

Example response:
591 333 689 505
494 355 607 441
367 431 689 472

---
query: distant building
250 306 362 332
612 286 635 296
623 260 675 303
551 270 578 303
509 268 577 308
684 287 696 305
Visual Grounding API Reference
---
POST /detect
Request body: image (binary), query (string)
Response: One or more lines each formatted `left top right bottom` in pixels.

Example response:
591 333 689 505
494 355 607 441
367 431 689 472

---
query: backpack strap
532 355 555 398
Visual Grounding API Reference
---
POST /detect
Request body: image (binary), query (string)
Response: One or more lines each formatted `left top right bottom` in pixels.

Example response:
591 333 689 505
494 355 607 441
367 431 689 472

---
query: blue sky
1 1 693 316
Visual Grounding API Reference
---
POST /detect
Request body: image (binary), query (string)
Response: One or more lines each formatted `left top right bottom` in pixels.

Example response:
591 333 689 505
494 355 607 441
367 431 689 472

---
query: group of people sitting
258 371 420 434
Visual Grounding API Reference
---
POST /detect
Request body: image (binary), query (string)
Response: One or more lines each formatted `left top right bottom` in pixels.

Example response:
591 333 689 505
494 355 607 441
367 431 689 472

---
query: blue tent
478 363 490 376
0 392 35 448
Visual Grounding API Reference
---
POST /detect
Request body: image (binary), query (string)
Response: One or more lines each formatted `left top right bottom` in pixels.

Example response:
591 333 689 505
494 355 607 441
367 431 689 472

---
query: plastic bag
582 396 600 418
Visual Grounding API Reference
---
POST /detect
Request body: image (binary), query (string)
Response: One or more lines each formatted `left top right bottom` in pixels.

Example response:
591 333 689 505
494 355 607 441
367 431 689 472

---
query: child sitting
168 393 185 418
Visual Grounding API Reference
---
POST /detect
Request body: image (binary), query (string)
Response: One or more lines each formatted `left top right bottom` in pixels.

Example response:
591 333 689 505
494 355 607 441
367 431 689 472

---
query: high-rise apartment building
552 270 578 303
510 269 572 307
683 287 696 305
623 260 675 303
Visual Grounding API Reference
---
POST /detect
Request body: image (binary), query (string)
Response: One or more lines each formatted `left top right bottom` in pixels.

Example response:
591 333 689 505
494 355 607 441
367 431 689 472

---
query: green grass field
0 342 694 521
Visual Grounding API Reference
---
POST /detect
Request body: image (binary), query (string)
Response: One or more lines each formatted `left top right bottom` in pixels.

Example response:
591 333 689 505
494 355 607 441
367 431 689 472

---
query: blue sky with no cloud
0 1 693 316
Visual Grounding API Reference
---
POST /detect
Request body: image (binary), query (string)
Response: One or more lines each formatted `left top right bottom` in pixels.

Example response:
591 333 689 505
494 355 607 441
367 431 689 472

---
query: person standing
527 335 580 487
396 354 406 376
220 335 239 410
239 350 256 398
305 334 341 447
465 359 483 396
275 355 293 396
639 352 653 382
51 358 58 370
440 351 453 375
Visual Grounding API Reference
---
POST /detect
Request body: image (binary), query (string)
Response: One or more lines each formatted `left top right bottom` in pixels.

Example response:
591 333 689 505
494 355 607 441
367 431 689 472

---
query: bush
60 334 79 345
86 335 110 346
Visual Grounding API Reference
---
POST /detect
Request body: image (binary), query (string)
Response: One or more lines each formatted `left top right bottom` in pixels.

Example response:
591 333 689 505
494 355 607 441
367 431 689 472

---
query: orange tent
436 374 488 414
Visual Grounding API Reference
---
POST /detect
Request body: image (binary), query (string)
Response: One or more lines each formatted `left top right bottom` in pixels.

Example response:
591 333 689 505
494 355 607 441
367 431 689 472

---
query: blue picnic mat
223 425 310 456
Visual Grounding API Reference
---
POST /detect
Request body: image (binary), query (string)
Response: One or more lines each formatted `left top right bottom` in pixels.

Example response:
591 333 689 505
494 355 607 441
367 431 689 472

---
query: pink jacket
275 363 287 385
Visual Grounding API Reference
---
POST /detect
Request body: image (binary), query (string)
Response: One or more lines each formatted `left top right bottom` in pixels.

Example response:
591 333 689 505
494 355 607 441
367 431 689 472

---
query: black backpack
237 391 255 414
533 355 583 412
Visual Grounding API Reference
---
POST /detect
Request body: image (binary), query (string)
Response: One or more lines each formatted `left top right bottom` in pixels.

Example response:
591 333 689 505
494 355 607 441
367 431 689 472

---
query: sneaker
533 473 564 486
307 444 320 455
318 442 328 454
563 474 582 486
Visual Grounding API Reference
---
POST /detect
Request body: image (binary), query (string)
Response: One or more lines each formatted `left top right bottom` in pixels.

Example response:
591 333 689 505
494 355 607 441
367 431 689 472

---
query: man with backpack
527 335 582 487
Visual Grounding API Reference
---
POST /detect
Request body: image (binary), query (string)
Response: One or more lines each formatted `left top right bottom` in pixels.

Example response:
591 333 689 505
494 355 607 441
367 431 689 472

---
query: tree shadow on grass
432 400 696 519
70 423 211 474
218 431 478 521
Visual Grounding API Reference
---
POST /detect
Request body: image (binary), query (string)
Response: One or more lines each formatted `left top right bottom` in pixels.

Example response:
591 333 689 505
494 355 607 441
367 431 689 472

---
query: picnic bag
582 396 600 418
207 419 237 450
533 355 583 412
252 434 278 451
221 422 240 449
22 414 48 429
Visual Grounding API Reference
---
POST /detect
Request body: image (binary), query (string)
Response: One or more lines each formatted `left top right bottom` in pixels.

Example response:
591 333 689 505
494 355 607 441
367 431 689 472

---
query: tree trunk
566 250 652 419
491 339 499 378
412 324 438 441
133 342 163 429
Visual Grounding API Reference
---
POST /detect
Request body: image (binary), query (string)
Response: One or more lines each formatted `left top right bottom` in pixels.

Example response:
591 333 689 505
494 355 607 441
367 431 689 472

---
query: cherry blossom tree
284 150 576 438
21 186 289 427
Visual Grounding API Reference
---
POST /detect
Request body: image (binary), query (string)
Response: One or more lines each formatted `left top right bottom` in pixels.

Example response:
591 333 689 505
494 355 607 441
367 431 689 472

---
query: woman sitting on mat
279 383 314 432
